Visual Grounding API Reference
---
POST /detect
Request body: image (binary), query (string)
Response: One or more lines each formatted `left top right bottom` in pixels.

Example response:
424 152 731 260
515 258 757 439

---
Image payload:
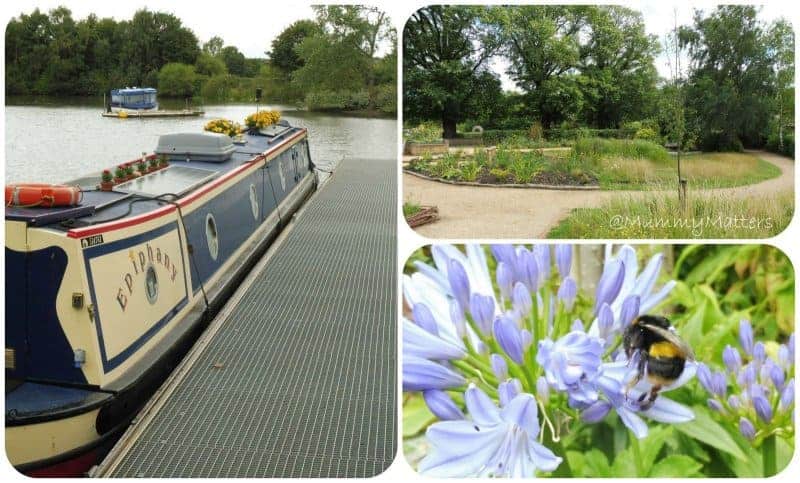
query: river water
4 101 397 184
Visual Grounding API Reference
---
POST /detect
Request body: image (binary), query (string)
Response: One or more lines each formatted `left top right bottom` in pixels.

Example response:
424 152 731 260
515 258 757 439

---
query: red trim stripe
67 130 307 238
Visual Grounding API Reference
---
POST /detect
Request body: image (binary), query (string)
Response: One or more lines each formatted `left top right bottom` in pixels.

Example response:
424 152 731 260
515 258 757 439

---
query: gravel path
403 150 794 238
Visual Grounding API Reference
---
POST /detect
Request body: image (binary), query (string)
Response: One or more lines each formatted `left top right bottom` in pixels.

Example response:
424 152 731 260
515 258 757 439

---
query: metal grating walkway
99 157 396 477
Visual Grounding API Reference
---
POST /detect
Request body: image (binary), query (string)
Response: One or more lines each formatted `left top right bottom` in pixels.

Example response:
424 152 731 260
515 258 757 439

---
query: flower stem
763 433 776 477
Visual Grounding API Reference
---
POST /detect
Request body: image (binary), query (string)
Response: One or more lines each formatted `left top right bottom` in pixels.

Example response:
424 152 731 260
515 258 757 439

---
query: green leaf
639 426 672 471
675 406 748 461
582 448 612 477
403 394 437 438
650 455 703 477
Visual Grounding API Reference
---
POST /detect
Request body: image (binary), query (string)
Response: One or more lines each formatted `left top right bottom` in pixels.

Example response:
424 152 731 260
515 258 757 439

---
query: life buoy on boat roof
5 183 82 208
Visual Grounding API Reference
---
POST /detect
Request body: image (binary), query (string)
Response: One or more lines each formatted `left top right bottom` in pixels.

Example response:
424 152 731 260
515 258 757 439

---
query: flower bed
405 149 599 187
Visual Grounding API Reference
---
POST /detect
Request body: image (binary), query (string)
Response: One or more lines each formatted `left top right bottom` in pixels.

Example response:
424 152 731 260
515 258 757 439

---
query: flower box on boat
155 132 236 163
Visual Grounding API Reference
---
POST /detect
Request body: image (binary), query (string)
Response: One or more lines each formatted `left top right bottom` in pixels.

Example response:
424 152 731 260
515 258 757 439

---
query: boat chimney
255 88 262 114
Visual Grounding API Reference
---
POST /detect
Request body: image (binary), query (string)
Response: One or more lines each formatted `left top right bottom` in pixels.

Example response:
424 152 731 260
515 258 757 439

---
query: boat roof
6 126 307 233
111 87 157 94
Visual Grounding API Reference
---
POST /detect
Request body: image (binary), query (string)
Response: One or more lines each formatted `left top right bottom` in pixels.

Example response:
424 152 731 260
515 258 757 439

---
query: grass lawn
547 190 793 239
596 152 783 190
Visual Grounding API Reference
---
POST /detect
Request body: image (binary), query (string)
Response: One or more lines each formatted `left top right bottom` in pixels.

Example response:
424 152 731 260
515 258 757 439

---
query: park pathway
403 150 794 238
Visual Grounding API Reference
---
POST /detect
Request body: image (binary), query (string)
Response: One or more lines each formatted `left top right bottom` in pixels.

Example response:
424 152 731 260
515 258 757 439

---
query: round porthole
144 264 159 305
205 213 219 260
249 184 259 220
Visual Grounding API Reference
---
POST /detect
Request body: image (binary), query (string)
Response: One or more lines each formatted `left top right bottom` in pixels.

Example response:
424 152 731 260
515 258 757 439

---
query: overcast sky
492 2 789 92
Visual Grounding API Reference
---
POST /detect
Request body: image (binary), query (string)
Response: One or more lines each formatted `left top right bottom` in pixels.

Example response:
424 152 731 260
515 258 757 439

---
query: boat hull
5 129 317 474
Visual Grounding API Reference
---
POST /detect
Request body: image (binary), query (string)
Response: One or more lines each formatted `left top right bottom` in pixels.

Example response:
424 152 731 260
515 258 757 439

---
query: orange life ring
5 184 82 208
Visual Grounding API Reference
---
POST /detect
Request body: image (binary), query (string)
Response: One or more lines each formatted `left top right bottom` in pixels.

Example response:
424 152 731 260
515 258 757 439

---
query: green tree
492 5 588 128
195 52 227 76
578 6 660 128
203 36 224 56
220 45 246 76
681 6 776 150
403 6 501 138
268 19 320 72
766 19 794 152
158 62 196 96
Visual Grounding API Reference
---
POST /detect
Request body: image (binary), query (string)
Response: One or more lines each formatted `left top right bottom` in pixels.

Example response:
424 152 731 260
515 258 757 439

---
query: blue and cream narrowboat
108 87 158 113
5 119 317 475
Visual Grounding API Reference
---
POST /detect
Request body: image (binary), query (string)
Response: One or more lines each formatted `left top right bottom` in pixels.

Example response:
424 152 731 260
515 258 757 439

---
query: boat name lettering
116 243 178 311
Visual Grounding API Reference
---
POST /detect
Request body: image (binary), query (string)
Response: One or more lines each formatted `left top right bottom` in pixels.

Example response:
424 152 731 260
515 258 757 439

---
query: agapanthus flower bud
710 371 727 397
571 319 585 332
739 417 756 440
737 363 757 387
753 394 773 423
597 303 614 340
469 293 494 336
722 345 742 373
581 400 612 422
739 320 754 356
449 300 466 339
696 363 713 393
494 316 525 364
533 245 550 283
707 398 725 413
519 250 539 293
490 245 517 274
594 259 624 314
536 376 550 404
557 277 577 310
403 356 466 391
765 361 785 390
423 389 464 421
447 259 470 310
511 282 532 315
498 378 522 407
490 354 508 380
753 342 766 363
619 295 640 328
778 344 791 369
789 334 795 361
728 394 742 410
413 303 439 335
780 379 794 410
496 262 513 301
555 244 572 279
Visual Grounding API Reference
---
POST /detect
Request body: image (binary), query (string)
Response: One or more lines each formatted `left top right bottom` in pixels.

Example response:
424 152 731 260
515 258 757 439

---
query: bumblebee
622 315 695 409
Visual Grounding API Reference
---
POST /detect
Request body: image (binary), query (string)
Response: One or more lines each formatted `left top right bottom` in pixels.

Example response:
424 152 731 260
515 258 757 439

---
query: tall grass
548 190 793 239
573 137 671 163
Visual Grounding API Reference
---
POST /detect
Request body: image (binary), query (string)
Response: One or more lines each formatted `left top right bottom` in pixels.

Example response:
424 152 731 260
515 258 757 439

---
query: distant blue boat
109 87 158 113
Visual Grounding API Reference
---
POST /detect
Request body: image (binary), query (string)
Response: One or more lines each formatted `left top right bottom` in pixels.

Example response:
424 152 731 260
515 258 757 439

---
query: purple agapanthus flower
537 330 603 405
419 385 562 477
590 360 697 438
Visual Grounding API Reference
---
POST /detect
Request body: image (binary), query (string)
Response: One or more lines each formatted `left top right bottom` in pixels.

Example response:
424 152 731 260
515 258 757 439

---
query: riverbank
5 96 397 118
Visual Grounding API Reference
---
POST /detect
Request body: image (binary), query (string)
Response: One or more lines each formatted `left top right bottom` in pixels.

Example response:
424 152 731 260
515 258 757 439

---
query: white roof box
155 132 235 163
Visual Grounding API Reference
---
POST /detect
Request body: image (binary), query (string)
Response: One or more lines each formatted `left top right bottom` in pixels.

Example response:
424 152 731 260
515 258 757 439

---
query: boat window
205 214 219 261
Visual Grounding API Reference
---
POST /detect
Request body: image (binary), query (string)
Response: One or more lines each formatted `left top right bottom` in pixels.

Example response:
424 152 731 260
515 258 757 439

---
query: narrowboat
107 87 158 113
5 118 318 475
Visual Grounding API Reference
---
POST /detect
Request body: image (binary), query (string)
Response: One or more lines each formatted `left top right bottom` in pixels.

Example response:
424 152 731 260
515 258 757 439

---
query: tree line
5 6 396 114
404 5 793 152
